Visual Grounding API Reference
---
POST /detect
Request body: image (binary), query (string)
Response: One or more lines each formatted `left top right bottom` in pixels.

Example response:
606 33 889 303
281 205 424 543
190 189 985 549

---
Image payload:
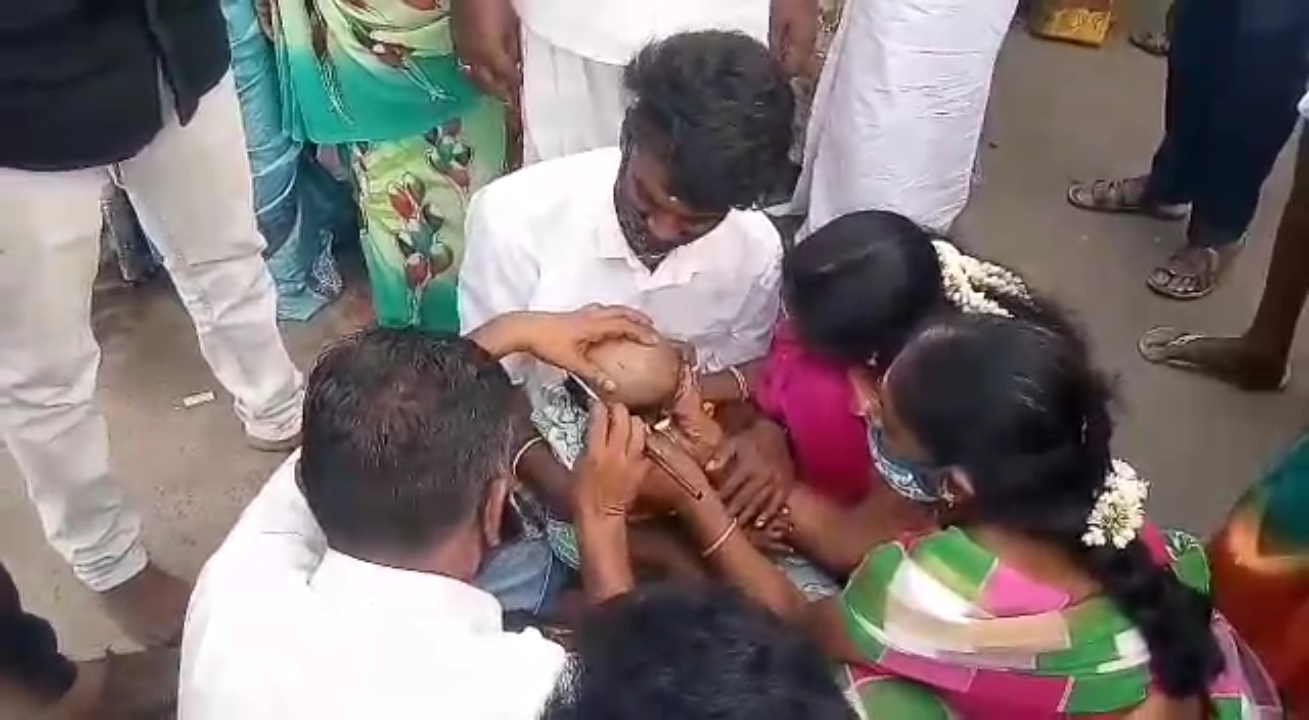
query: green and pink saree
839 527 1282 718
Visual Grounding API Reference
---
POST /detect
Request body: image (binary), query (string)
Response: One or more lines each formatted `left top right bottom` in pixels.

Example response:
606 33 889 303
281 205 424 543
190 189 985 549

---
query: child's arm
517 443 576 521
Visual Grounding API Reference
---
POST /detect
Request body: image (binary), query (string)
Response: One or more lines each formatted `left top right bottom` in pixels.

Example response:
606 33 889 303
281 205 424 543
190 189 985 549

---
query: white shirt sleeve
1300 87 1308 119
458 188 544 384
458 189 541 333
714 251 782 369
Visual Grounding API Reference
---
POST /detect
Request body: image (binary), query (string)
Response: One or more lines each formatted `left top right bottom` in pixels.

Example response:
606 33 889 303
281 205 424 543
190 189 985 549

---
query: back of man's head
298 328 515 560
544 584 856 720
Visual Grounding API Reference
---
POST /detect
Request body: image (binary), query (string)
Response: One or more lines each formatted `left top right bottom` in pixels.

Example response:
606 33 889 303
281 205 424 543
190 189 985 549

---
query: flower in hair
1082 460 1149 549
931 241 1030 317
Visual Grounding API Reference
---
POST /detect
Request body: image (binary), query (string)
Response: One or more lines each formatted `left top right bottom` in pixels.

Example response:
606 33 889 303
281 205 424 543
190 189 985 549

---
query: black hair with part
623 30 795 213
544 583 856 720
887 315 1224 699
783 210 1076 367
298 328 515 556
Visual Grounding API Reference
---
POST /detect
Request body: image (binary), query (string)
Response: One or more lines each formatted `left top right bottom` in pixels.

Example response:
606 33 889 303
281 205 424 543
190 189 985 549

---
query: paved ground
2 30 1306 658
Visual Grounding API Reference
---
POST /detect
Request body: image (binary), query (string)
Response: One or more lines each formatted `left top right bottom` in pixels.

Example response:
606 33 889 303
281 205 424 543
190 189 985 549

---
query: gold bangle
727 366 749 402
511 436 545 482
701 522 738 558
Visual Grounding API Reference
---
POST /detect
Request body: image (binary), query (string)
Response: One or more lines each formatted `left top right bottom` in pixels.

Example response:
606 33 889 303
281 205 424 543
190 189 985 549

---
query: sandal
1129 30 1170 57
1146 243 1243 301
1066 176 1189 220
1138 327 1290 391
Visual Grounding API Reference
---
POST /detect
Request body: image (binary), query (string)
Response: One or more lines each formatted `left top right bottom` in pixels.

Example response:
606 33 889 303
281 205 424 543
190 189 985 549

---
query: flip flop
1138 327 1291 391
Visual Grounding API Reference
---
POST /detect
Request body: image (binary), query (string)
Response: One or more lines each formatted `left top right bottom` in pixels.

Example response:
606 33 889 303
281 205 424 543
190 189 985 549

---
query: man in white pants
0 0 303 647
453 0 816 163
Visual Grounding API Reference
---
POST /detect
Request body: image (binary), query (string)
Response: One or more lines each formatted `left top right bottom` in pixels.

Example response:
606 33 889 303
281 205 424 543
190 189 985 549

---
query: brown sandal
1067 176 1189 220
1146 243 1243 301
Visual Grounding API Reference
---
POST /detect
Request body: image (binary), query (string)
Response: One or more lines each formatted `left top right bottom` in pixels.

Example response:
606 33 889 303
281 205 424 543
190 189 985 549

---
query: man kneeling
178 308 652 719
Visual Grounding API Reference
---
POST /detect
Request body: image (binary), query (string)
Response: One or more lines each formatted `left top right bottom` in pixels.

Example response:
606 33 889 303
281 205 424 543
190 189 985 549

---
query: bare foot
98 564 190 648
2 647 179 720
1138 328 1289 391
53 647 179 719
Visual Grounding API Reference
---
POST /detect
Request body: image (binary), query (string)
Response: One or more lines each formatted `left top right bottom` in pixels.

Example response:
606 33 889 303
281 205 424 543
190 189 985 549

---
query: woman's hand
710 419 796 529
574 403 650 602
744 514 793 554
640 427 716 513
574 403 652 516
770 0 819 79
452 0 522 105
470 306 659 390
667 365 724 454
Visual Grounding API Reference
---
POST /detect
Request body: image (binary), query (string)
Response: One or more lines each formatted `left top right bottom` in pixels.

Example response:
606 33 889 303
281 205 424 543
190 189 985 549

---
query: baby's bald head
585 338 684 414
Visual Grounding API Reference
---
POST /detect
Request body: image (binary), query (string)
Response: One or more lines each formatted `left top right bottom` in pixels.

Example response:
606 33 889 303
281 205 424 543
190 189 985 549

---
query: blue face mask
866 423 943 503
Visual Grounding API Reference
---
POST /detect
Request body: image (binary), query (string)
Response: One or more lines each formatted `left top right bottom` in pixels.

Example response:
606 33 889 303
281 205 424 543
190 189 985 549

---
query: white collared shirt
514 0 770 66
458 147 783 401
1300 87 1308 119
179 455 566 720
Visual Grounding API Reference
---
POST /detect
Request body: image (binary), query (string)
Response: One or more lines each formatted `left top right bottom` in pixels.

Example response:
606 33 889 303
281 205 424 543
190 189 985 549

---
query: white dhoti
794 0 1017 236
520 26 628 164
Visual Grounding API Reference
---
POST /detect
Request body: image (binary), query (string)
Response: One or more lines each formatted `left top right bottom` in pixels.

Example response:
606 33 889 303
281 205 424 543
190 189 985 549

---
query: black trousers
1146 0 1309 247
0 562 76 701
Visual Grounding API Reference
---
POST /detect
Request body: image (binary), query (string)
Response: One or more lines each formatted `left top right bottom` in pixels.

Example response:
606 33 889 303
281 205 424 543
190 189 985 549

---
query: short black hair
544 583 856 720
624 30 795 213
298 328 516 555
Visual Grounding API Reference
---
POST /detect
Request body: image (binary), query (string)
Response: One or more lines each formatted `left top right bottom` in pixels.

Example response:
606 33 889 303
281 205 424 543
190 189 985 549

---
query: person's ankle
98 564 190 648
244 430 302 454
1238 331 1293 366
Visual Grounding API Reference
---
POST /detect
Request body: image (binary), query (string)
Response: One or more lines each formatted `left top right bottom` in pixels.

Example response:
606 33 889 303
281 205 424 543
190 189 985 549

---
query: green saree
275 0 506 331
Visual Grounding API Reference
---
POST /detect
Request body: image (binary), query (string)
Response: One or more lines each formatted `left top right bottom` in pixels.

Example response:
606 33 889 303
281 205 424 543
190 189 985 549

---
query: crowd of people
1 0 1308 717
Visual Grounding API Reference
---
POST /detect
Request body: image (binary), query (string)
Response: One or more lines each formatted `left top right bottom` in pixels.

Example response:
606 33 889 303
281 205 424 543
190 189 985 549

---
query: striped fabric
840 527 1282 718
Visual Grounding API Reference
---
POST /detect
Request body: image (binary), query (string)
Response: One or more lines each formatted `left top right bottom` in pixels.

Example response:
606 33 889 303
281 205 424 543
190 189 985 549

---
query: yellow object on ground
1029 0 1114 47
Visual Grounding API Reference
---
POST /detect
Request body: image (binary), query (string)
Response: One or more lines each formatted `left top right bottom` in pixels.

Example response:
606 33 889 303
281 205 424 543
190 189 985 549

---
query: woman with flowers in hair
577 311 1280 717
691 210 1070 547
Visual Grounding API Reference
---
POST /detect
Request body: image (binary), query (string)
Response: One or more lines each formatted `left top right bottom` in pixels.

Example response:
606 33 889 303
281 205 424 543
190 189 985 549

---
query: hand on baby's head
584 338 684 415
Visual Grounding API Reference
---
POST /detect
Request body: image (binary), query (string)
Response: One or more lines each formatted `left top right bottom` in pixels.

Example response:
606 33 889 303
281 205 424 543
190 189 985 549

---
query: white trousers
0 74 304 592
520 26 627 164
794 0 1016 236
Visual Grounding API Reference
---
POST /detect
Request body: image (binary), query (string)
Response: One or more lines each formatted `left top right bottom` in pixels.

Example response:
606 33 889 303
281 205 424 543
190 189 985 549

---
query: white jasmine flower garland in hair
931 240 1030 317
1082 460 1149 549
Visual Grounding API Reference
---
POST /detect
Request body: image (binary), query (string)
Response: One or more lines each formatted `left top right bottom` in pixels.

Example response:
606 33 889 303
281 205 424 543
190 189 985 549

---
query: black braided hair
887 315 1224 699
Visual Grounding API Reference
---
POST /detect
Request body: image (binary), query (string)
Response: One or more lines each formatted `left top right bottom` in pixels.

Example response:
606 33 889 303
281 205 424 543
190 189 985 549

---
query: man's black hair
624 30 795 213
298 328 515 556
544 583 856 720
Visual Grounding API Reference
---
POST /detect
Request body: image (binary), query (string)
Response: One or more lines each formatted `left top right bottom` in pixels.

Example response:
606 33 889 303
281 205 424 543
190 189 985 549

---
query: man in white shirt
458 31 796 565
460 31 792 398
452 0 814 162
1137 89 1309 390
180 308 657 719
